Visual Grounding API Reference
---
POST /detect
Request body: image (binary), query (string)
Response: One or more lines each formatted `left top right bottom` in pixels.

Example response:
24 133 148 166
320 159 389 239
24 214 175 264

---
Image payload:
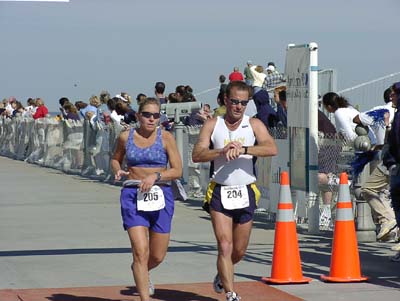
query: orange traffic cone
321 172 368 282
262 171 311 284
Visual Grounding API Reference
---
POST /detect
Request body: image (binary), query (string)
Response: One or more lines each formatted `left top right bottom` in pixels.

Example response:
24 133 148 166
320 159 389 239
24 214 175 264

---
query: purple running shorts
120 185 174 233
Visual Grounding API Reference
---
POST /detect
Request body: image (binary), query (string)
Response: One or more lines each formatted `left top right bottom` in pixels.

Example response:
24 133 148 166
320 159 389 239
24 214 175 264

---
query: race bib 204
220 185 249 210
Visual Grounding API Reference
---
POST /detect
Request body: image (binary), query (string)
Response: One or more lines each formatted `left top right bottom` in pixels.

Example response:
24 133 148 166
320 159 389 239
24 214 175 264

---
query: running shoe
213 274 224 294
131 263 155 296
148 277 155 296
380 230 398 243
391 242 400 252
377 220 397 240
226 291 241 301
390 251 400 262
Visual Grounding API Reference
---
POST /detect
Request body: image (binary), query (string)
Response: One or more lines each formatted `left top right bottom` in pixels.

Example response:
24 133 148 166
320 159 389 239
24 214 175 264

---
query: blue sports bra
126 127 168 168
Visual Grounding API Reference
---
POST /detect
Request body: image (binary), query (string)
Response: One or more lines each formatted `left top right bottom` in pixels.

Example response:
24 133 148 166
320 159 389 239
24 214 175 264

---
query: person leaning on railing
322 92 359 144
115 98 137 128
262 65 286 91
32 98 49 120
63 102 80 121
353 87 397 242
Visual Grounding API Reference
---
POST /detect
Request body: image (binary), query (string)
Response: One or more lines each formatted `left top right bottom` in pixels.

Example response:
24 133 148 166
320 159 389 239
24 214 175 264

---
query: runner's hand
222 141 242 161
140 174 157 192
226 147 242 161
115 170 130 181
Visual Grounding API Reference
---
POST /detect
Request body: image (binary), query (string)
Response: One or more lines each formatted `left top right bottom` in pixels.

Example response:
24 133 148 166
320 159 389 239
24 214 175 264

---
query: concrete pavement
0 156 399 300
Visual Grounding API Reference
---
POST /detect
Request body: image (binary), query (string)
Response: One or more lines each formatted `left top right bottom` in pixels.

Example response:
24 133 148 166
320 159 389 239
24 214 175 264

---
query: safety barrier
0 115 352 229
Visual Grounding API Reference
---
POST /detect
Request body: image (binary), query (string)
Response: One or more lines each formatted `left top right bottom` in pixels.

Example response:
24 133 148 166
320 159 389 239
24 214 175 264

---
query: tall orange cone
262 171 311 284
321 172 368 282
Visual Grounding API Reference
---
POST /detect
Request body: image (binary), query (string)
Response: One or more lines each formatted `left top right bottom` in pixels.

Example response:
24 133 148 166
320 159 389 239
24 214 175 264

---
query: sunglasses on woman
140 112 161 119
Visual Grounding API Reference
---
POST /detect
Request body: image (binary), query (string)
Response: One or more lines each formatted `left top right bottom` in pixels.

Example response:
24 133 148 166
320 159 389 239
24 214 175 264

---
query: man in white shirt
192 81 277 301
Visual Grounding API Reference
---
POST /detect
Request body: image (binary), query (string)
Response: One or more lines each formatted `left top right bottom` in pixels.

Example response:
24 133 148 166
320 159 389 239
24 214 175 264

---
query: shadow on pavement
47 294 122 301
296 231 400 290
121 286 219 301
0 243 218 257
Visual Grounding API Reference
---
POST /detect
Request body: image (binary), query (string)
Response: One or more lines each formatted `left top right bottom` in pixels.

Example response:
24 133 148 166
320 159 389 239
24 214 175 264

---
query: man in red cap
228 67 244 82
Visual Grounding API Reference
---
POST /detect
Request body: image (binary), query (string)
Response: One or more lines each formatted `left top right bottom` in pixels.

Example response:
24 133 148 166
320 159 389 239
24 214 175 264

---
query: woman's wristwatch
155 172 162 182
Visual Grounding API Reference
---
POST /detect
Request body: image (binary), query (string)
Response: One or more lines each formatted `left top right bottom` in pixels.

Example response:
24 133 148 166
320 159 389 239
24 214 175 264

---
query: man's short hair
392 82 400 95
226 81 252 99
155 82 165 94
59 97 69 106
279 90 286 101
136 93 147 102
383 87 392 103
175 85 185 95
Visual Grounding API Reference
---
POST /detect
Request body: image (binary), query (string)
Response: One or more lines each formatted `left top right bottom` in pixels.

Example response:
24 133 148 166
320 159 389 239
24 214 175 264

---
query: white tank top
210 115 256 185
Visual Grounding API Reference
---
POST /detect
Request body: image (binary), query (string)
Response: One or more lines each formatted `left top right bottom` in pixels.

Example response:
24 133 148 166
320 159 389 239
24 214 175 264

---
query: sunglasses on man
229 98 249 106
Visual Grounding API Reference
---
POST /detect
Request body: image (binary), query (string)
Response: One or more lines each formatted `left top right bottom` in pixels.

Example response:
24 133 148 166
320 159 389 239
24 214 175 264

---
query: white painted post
307 42 320 234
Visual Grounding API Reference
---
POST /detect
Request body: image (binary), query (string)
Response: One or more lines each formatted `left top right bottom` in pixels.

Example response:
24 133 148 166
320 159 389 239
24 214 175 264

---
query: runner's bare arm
192 118 221 163
244 118 278 157
111 131 130 180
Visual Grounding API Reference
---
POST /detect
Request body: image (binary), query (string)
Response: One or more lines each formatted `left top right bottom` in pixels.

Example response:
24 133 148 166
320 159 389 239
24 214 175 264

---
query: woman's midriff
127 166 167 180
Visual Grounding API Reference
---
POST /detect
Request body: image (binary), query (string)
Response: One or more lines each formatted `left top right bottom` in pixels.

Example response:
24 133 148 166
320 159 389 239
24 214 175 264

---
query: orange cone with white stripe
321 172 368 282
262 171 311 284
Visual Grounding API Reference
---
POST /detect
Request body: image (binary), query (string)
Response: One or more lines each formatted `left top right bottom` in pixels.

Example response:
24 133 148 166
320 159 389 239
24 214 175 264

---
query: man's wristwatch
155 172 162 182
243 146 248 155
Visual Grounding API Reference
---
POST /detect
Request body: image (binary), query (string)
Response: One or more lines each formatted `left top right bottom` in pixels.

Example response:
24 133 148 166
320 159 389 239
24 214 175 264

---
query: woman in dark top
12 101 24 117
63 102 80 121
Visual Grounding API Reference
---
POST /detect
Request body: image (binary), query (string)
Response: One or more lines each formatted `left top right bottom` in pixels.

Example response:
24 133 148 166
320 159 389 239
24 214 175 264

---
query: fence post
175 122 185 176
354 164 376 242
307 42 320 234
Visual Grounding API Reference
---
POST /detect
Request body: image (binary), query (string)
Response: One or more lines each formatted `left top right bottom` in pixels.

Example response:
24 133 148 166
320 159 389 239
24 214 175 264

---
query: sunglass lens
141 112 160 119
230 99 248 106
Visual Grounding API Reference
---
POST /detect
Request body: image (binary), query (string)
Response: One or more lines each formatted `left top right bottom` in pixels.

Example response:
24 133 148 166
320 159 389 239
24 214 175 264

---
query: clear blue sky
1 0 398 111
